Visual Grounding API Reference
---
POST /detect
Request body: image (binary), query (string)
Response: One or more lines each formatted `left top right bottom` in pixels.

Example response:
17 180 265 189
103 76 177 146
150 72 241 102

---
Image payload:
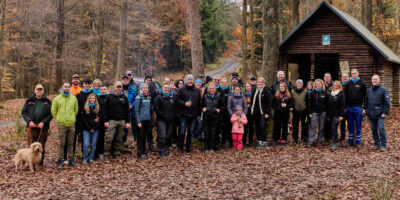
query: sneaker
209 149 215 153
89 160 94 164
63 160 69 165
99 154 104 160
256 141 262 149
330 143 338 150
356 144 361 148
281 140 286 146
263 142 270 150
82 160 88 165
380 147 386 152
178 149 183 156
68 159 78 167
57 159 63 170
139 154 148 160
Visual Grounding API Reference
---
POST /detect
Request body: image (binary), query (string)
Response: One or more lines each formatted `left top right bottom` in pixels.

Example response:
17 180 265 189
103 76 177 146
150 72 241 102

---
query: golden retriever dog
13 142 43 172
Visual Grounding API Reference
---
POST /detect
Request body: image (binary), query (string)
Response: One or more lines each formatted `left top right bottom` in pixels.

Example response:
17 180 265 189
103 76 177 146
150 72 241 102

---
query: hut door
315 54 339 80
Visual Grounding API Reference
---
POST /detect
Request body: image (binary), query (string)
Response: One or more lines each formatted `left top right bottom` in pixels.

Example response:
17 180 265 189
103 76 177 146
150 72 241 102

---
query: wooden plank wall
393 64 400 106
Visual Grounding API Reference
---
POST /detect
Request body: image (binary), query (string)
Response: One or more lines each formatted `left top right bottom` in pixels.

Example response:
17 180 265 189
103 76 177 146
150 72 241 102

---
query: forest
0 0 399 98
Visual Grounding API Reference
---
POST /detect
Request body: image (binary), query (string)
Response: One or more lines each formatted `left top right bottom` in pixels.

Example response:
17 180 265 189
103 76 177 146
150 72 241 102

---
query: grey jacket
227 95 248 116
134 93 152 123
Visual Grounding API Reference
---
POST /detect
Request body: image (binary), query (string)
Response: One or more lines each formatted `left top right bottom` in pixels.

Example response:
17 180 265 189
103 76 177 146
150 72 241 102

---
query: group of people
21 68 391 169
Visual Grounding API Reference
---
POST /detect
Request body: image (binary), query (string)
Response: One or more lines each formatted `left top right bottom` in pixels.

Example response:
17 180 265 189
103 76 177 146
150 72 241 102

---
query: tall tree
56 0 65 88
187 0 204 77
290 0 300 31
262 0 279 85
362 0 373 30
249 0 256 76
376 0 383 17
115 0 128 83
0 0 6 101
242 0 248 81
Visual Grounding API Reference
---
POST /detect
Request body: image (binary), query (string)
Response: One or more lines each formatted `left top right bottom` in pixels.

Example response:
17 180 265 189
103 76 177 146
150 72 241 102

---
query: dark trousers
324 117 332 142
94 126 105 158
340 115 347 140
273 110 290 142
137 120 153 156
203 118 218 150
220 113 232 147
168 116 179 147
329 115 340 143
156 120 173 152
292 110 308 143
253 112 268 142
243 112 254 145
29 128 48 164
178 117 196 150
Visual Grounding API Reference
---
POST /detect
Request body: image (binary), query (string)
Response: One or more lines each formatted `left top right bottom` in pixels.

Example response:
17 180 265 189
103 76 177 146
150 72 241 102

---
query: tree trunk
56 0 65 89
376 0 383 17
0 0 6 101
115 0 128 83
95 4 105 78
362 0 372 30
291 0 300 31
326 0 332 4
187 0 204 77
249 0 256 76
262 0 280 86
242 0 248 81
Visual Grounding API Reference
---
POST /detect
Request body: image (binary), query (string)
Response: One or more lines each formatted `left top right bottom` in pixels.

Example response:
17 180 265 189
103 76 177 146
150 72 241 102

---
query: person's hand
29 121 36 128
216 108 220 113
264 114 269 119
37 122 44 129
90 129 94 133
94 116 99 123
137 123 142 128
309 114 312 118
104 122 110 129
202 108 207 112
382 114 386 118
197 116 201 121
339 117 343 121
185 101 192 107
281 103 286 108
362 109 366 115
129 104 132 110
125 123 131 129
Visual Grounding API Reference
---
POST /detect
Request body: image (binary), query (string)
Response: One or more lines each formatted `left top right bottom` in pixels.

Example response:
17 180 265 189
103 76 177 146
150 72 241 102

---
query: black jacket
327 91 345 117
104 91 130 123
345 79 366 107
271 80 292 95
82 107 103 131
75 90 93 130
154 93 175 121
307 90 328 114
251 87 273 115
364 85 390 119
21 94 53 130
175 84 202 118
272 94 293 112
202 93 224 120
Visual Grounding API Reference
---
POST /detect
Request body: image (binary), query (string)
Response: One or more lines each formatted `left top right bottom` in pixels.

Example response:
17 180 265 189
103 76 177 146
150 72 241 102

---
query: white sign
322 35 330 45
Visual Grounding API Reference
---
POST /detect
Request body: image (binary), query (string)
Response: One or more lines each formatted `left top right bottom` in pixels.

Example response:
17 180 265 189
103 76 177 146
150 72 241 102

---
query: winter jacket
22 94 53 130
250 87 273 115
51 91 78 126
327 91 345 117
271 79 292 95
227 94 248 116
121 85 137 116
202 93 224 120
231 113 248 134
307 90 328 114
82 106 102 131
272 94 293 112
98 94 108 124
134 93 152 123
345 78 367 107
71 84 82 96
129 79 140 92
154 92 175 122
325 81 333 95
103 91 130 123
364 85 390 119
175 84 202 118
76 90 93 131
291 88 307 112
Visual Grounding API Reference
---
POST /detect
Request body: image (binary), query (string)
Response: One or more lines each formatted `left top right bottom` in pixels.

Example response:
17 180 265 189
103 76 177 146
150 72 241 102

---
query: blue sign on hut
279 1 400 105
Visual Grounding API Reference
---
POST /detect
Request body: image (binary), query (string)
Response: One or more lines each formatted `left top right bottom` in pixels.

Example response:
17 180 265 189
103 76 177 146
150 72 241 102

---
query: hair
313 79 326 91
341 73 349 77
174 79 184 88
92 79 101 88
351 68 359 73
84 93 100 115
324 72 331 76
332 80 342 91
62 81 70 87
275 82 291 98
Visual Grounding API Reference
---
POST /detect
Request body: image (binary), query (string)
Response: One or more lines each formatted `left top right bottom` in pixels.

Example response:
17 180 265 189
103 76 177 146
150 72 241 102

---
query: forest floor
1 100 400 199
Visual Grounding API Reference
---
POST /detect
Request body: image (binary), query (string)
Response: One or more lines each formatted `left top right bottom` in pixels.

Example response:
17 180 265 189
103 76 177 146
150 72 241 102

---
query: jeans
340 115 347 140
178 117 196 150
83 130 99 161
369 118 386 148
308 112 327 145
346 106 363 145
292 110 308 143
156 120 173 152
193 118 203 140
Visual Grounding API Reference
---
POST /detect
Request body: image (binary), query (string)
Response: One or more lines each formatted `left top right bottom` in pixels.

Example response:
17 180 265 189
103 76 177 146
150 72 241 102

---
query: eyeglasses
127 74 132 76
116 86 122 88
36 88 43 91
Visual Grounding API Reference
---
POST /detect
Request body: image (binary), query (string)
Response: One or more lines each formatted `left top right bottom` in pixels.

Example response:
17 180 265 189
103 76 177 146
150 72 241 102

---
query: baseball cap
250 75 257 80
115 81 123 87
35 84 44 90
72 74 80 79
126 71 133 76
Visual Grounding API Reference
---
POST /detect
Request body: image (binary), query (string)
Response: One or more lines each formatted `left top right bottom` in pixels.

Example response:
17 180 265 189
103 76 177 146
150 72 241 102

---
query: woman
243 83 254 146
307 79 328 147
291 79 308 144
174 79 184 91
82 93 102 164
134 83 153 160
202 84 224 152
218 78 232 148
250 77 272 149
272 82 293 146
193 79 204 140
170 79 184 146
92 79 102 96
327 81 345 150
227 86 247 117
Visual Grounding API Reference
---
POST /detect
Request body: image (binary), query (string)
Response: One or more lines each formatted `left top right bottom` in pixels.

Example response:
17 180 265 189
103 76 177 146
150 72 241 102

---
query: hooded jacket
51 91 78 126
227 94 248 116
134 93 152 123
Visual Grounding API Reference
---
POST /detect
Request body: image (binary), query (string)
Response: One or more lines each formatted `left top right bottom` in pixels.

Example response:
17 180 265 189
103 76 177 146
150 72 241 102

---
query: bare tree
291 0 300 31
262 0 279 86
0 0 6 101
249 0 256 76
56 0 65 88
115 0 127 83
376 0 383 17
362 0 372 30
187 0 204 77
242 0 248 81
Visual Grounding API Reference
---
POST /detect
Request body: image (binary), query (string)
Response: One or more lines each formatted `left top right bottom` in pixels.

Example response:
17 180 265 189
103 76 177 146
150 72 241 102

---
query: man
71 74 82 96
126 70 139 91
22 84 53 166
344 69 366 147
103 81 131 158
163 77 171 85
271 70 292 94
340 73 350 141
145 75 157 102
121 75 139 150
250 75 257 91
324 72 333 95
364 75 390 152
230 76 243 92
199 74 206 85
213 75 221 89
51 82 79 169
175 74 201 155
95 85 109 160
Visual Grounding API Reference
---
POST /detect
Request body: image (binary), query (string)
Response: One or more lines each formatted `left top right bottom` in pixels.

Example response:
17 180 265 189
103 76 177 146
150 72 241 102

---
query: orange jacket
71 84 82 96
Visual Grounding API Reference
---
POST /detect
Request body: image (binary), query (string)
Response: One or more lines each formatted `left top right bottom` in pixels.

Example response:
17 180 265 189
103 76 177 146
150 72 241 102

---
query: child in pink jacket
231 105 248 150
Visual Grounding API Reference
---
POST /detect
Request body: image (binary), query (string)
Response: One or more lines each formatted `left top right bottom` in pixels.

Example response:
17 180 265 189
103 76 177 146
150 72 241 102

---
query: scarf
342 81 349 86
143 92 150 97
93 88 100 96
215 85 220 89
161 91 170 97
245 91 252 97
235 112 243 118
220 86 228 91
233 93 241 98
294 88 304 93
280 91 285 98
89 102 97 107
251 87 264 115
351 77 360 83
99 92 109 96
331 90 339 96
307 90 312 95
82 88 92 93
210 93 215 99
61 90 70 97
315 88 322 92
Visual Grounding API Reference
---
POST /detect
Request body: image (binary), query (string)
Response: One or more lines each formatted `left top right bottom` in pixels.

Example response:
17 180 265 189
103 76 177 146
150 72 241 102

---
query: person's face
178 81 184 88
279 84 286 92
245 84 252 92
62 83 71 93
89 96 96 104
324 74 331 83
162 84 170 93
307 83 313 90
142 85 149 94
122 78 129 85
341 74 349 82
220 80 228 87
145 78 152 85
277 71 284 80
250 79 256 85
351 70 359 79
170 83 175 89
236 108 242 114
200 77 205 83
316 81 322 89
35 88 43 97
195 82 201 89
372 76 380 86
296 82 303 89
93 83 100 89
83 82 91 90
234 87 241 95
100 87 108 94
232 79 238 85
72 78 80 85
164 78 170 85
213 77 220 85
209 86 216 94
332 83 339 91
257 80 265 88
115 85 122 93
127 74 132 80
187 79 194 86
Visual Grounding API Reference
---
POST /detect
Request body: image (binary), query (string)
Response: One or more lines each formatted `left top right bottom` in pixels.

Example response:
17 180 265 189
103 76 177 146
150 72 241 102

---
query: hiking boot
263 142 270 150
256 141 262 149
380 147 386 152
330 143 338 150
186 147 192 153
57 159 63 170
138 154 148 160
356 144 361 148
82 160 88 165
178 149 183 156
99 154 104 160
68 159 78 167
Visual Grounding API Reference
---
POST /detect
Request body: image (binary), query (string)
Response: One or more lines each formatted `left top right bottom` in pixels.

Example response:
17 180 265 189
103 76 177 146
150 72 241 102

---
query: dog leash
26 126 43 147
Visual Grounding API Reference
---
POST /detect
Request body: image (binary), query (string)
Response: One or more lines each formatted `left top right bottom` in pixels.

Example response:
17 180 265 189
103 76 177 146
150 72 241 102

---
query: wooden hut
279 0 400 105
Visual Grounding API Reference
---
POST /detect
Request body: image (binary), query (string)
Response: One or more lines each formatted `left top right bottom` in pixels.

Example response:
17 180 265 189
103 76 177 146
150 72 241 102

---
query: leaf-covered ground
1 101 400 199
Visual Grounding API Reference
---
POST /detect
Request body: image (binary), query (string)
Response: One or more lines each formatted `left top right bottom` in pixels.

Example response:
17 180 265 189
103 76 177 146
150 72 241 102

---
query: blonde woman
327 81 345 150
307 79 328 147
82 93 102 164
92 79 102 96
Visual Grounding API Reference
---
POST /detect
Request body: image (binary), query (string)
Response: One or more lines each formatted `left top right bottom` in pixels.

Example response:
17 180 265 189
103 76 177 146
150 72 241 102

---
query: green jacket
51 92 78 126
291 88 307 112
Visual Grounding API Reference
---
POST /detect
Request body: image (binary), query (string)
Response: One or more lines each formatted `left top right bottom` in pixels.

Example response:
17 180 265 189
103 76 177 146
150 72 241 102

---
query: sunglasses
127 74 132 76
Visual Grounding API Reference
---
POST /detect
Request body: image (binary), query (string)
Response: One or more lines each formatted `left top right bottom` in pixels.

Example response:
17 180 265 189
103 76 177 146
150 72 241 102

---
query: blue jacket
120 85 137 116
134 93 152 123
364 85 390 119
